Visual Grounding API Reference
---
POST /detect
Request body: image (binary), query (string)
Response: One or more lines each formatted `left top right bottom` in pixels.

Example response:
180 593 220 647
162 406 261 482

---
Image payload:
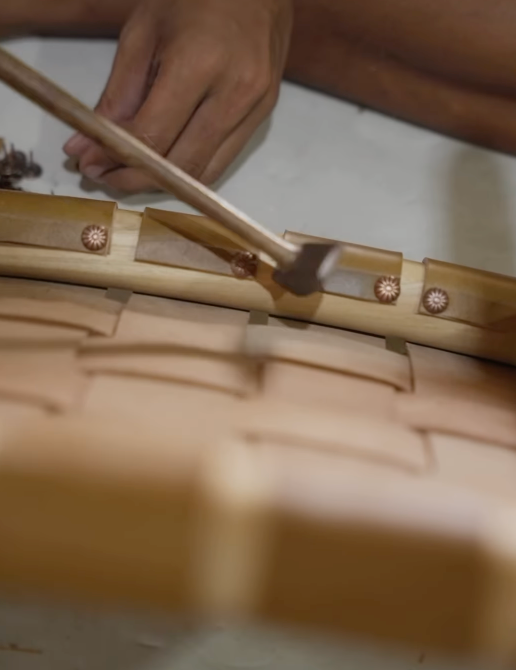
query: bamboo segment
285 230 403 302
420 258 516 330
0 194 515 366
135 208 248 275
3 206 516 667
0 190 115 254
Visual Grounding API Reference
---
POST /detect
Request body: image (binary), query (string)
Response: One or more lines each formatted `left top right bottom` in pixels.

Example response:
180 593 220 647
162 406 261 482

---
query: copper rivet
230 251 258 279
81 225 108 252
423 287 449 314
374 276 401 304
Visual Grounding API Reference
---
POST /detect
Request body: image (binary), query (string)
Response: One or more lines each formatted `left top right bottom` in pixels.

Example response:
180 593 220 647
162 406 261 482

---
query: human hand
64 0 293 192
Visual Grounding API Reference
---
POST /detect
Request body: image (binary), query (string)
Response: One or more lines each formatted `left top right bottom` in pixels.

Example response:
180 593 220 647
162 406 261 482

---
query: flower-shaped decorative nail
374 276 401 303
230 251 258 279
423 287 449 314
81 225 108 252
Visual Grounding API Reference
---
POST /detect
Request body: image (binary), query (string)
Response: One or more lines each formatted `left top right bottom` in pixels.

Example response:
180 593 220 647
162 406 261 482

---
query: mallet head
273 243 342 296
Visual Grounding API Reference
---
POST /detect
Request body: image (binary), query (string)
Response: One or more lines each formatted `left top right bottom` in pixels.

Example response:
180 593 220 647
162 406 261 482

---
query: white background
0 35 505 670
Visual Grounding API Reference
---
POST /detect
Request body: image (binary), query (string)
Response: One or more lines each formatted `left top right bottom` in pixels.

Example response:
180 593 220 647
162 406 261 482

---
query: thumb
63 17 157 166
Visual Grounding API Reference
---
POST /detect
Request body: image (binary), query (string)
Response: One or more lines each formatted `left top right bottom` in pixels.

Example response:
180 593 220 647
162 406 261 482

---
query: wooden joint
135 208 260 279
284 231 403 303
0 191 115 255
419 259 516 331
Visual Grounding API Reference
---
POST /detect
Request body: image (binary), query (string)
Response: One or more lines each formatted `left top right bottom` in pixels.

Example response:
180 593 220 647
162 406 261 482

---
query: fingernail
83 165 105 182
63 133 90 156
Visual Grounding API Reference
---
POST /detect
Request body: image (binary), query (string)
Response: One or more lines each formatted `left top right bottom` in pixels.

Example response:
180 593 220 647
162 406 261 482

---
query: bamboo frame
0 195 515 366
4 194 516 666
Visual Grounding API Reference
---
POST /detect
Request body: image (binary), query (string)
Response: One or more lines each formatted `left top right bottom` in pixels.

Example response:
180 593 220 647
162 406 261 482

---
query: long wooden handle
0 46 298 267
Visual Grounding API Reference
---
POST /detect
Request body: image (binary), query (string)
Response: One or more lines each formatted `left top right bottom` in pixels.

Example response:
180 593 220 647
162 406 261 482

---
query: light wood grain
2 266 516 666
1 207 515 366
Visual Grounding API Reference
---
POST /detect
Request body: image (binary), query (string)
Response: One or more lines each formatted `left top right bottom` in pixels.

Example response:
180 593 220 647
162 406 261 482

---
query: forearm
0 0 138 37
286 0 516 154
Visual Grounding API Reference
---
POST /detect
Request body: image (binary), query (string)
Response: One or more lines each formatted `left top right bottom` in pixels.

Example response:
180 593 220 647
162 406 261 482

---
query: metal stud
374 276 401 303
25 152 42 179
0 176 21 191
81 225 108 252
230 251 258 279
423 287 449 314
0 141 42 190
9 146 27 174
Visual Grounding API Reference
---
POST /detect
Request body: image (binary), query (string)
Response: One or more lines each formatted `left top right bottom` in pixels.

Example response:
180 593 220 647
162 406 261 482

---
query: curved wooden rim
0 196 515 366
2 194 516 665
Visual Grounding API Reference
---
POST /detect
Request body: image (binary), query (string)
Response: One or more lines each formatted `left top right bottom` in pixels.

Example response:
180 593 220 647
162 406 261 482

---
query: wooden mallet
0 46 341 296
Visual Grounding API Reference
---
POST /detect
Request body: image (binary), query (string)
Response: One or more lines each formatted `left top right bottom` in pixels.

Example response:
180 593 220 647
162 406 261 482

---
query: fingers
129 38 226 153
97 87 277 193
86 164 159 193
176 77 279 185
96 17 158 123
92 55 278 193
63 0 289 194
64 16 156 161
200 96 277 185
166 63 274 178
76 38 221 185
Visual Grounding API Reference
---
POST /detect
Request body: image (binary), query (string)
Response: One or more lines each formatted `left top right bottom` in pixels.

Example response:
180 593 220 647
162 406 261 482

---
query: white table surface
0 36 505 670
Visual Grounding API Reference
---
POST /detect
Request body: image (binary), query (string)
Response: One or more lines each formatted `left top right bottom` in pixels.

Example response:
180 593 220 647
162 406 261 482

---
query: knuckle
131 173 160 194
95 93 120 119
114 173 156 194
225 66 273 119
134 129 170 156
198 47 227 77
200 167 222 187
177 159 206 181
116 183 140 195
174 36 227 76
120 10 154 45
264 81 281 109
119 19 135 45
235 62 273 100
79 155 109 177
